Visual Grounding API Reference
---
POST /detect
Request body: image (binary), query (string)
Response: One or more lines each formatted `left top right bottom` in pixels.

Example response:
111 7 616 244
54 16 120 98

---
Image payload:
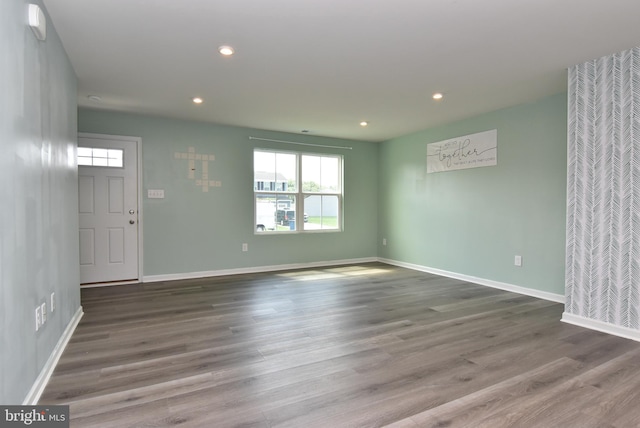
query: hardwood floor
40 263 640 427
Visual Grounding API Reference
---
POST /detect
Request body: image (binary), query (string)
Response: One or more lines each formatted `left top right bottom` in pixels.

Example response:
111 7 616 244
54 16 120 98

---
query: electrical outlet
242 243 248 252
382 238 387 246
35 307 41 331
41 302 47 324
51 292 55 312
514 255 522 267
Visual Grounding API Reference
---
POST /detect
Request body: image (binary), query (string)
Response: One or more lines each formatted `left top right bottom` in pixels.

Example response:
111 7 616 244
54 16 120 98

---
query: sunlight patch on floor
277 270 343 281
277 265 391 281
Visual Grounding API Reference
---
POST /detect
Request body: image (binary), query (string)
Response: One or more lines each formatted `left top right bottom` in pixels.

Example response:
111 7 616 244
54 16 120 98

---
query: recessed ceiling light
218 45 234 56
87 95 102 102
432 93 444 100
192 97 204 104
360 121 369 127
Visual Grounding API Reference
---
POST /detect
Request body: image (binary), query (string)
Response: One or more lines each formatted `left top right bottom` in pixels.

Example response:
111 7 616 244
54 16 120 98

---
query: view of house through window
254 149 342 233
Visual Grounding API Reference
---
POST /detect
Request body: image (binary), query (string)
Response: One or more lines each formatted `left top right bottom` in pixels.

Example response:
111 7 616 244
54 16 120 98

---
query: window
77 147 124 167
254 149 342 233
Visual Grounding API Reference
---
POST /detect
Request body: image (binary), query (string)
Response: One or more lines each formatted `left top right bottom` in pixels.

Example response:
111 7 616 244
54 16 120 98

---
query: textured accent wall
566 47 640 330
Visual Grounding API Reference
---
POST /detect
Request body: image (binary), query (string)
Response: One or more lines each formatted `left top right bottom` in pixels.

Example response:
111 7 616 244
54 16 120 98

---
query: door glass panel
77 147 124 168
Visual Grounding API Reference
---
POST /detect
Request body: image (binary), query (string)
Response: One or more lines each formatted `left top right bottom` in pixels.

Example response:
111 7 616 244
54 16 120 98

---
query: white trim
249 136 353 150
78 132 144 283
561 312 640 342
23 306 84 405
81 280 138 288
143 257 378 283
379 258 565 303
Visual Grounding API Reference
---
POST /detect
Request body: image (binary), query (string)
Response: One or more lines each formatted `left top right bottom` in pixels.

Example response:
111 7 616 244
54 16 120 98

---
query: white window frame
254 149 343 234
77 146 125 167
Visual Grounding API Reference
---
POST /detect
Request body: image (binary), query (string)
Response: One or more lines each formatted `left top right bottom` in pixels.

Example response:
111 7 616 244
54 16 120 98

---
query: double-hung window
254 149 342 233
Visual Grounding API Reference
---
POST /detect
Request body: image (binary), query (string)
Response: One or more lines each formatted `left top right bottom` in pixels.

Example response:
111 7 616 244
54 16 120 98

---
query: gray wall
0 0 80 404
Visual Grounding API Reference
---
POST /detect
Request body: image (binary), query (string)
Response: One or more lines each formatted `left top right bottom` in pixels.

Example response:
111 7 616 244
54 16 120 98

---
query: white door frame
79 132 144 286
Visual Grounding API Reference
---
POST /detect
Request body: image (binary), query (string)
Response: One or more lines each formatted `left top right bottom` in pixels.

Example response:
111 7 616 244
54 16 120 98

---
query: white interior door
78 136 139 284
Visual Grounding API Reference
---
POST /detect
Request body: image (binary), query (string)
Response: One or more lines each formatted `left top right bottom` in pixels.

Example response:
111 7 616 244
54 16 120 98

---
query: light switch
148 189 165 199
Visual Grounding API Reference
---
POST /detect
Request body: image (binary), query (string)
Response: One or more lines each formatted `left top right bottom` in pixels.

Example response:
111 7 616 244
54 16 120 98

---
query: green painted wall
78 110 379 276
79 92 567 294
378 93 568 295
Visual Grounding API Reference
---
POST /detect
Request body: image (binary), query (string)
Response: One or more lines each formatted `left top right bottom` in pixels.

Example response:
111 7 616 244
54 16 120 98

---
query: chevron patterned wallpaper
566 47 640 330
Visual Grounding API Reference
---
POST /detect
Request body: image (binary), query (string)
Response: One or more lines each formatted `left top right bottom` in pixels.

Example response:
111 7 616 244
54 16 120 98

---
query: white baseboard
81 280 138 288
143 257 379 283
561 312 640 342
23 306 84 405
379 258 565 304
145 257 564 303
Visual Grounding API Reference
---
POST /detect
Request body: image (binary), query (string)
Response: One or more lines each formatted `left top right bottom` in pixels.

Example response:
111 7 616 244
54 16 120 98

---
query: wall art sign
426 129 497 173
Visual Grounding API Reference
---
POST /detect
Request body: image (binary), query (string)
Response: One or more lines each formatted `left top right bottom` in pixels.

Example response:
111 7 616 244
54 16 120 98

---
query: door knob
129 220 135 224
129 209 135 214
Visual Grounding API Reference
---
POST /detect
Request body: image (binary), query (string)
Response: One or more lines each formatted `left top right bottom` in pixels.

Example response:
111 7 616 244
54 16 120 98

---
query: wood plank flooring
40 263 640 427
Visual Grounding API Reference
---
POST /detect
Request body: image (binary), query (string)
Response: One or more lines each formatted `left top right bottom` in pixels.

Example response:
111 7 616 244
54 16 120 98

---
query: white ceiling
42 0 640 142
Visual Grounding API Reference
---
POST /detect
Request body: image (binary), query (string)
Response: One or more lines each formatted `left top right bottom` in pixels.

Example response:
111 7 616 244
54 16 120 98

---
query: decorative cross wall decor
174 147 222 192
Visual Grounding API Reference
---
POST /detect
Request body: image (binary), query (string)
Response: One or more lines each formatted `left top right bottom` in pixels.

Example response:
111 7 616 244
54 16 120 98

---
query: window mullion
297 153 302 231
